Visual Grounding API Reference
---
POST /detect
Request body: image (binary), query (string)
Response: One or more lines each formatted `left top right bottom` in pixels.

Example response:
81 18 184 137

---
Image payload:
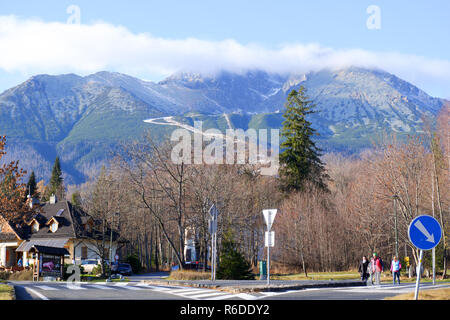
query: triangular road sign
262 209 277 230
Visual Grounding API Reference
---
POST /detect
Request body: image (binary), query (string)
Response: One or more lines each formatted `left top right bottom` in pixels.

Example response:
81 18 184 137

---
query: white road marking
169 288 206 294
33 285 58 291
119 285 145 290
65 285 86 290
208 294 238 300
26 287 49 300
88 284 116 290
187 291 230 299
114 282 130 286
236 293 259 300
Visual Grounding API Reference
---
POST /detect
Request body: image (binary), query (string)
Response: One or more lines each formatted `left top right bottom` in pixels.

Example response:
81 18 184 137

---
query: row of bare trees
66 106 448 275
274 107 449 276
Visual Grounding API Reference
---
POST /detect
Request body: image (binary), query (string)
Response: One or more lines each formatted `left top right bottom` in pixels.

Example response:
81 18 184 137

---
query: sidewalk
141 279 366 293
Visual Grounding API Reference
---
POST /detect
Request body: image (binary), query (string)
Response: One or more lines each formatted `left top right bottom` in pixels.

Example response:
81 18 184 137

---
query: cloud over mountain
0 15 449 97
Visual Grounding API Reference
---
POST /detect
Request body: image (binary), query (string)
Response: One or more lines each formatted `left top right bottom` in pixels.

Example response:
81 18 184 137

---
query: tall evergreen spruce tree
279 86 328 192
45 157 65 200
26 171 38 198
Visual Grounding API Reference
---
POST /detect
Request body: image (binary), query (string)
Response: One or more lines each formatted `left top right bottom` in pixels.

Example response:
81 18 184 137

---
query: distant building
0 195 123 268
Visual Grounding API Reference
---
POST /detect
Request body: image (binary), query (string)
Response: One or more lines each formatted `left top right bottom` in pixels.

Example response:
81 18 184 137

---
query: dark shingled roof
3 200 123 246
27 201 77 239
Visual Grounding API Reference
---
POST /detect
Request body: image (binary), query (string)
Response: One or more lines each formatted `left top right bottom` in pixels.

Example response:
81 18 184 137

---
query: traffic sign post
408 215 442 300
262 209 277 286
209 204 220 282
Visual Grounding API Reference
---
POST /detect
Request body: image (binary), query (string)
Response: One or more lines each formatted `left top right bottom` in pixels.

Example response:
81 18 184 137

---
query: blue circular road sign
408 215 442 251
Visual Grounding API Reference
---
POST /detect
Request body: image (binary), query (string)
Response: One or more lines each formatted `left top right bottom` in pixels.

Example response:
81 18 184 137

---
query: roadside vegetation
0 284 15 300
168 270 211 280
385 288 450 300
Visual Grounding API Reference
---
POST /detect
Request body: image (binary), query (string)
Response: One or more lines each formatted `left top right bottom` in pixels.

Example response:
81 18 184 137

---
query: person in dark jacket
358 256 369 281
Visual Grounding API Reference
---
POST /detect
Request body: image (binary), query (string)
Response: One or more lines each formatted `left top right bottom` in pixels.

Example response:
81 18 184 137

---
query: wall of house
72 240 118 264
0 242 19 267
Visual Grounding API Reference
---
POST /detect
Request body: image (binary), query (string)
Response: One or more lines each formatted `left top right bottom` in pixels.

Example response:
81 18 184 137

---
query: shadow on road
11 284 35 300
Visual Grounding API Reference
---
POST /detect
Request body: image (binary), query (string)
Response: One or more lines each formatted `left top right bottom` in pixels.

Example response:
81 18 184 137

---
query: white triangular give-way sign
263 209 277 230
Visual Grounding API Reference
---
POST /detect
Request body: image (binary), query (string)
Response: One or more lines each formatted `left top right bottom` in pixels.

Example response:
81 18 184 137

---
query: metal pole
213 227 217 281
109 214 114 262
109 214 114 279
393 195 399 258
414 250 423 300
211 216 216 282
267 229 270 286
432 248 436 285
211 228 214 281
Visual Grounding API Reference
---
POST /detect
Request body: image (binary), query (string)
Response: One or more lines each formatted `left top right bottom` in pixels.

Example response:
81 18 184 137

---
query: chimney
27 194 33 209
50 194 57 204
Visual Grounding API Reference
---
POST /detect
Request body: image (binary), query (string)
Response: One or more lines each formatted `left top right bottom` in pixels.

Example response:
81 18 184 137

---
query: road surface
11 281 450 300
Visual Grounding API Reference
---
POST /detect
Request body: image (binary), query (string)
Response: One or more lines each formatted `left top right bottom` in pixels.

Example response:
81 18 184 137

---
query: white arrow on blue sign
408 215 442 251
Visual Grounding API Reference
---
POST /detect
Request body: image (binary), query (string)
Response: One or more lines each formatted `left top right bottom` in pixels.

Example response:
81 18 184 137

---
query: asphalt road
10 280 450 301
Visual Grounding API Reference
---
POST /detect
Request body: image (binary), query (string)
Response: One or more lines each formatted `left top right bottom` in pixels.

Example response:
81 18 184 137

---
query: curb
142 279 367 294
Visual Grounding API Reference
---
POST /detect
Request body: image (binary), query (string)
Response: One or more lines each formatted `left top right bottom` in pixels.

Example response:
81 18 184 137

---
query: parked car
111 263 133 276
81 259 100 274
184 261 211 271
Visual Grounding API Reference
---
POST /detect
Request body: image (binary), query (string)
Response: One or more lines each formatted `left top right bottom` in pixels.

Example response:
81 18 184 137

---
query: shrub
126 254 142 274
216 230 254 280
0 272 9 281
8 270 32 281
92 263 110 276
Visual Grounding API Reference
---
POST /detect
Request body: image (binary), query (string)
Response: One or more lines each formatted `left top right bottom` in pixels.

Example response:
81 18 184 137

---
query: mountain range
0 67 446 184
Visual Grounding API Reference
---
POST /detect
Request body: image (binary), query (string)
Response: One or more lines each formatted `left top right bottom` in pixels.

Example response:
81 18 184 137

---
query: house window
81 246 88 259
50 222 58 233
32 222 39 233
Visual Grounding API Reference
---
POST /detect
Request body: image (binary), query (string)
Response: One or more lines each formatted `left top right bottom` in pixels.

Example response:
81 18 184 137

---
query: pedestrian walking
368 256 374 285
390 256 402 285
371 252 382 285
358 256 370 281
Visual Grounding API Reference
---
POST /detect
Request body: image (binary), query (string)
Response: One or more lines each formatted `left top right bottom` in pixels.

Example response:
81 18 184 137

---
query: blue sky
1 1 449 97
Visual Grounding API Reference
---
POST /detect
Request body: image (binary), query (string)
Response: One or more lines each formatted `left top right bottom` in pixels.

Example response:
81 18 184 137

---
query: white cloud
0 15 449 98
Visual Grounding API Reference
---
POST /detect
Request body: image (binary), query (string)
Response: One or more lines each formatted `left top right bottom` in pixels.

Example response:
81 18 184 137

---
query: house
0 215 26 268
0 195 123 269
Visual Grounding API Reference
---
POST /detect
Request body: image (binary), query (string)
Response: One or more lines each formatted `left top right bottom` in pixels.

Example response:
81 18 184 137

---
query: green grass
79 274 129 282
272 271 360 281
0 284 15 300
385 288 450 300
272 271 450 285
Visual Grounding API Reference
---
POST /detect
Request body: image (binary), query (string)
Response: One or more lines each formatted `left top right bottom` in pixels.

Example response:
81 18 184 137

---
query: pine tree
26 171 38 198
216 230 254 280
279 86 328 192
71 190 82 207
44 156 65 200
